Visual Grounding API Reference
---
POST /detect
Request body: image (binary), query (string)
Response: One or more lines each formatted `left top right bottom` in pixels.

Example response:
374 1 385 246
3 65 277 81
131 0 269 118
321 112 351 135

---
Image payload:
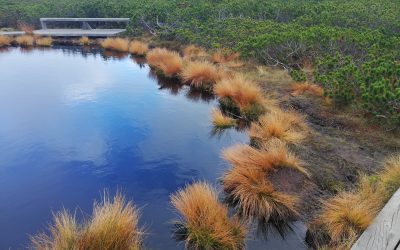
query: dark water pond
0 47 306 249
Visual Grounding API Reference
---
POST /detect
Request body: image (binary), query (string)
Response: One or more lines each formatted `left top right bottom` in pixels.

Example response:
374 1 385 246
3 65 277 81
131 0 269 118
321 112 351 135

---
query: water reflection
0 47 305 249
131 55 147 68
0 47 250 249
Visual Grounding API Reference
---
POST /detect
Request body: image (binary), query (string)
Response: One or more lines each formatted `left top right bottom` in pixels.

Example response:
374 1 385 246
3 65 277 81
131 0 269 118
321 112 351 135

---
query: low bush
315 52 399 124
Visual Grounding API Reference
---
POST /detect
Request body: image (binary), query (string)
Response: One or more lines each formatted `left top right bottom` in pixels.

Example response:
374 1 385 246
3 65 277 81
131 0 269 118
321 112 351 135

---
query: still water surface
0 47 306 249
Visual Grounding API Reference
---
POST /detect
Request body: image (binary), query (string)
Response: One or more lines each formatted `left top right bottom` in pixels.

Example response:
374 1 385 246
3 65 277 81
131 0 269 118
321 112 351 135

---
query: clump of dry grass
222 166 299 231
318 192 378 243
290 82 324 96
171 182 246 250
183 45 208 60
223 139 307 175
80 193 142 249
214 74 264 110
212 108 236 128
249 108 307 144
146 48 183 77
129 40 149 56
30 193 143 250
30 210 78 249
0 35 12 47
36 37 53 47
379 154 400 200
101 38 130 52
212 51 240 64
79 36 90 45
312 154 400 248
15 35 35 46
181 61 221 88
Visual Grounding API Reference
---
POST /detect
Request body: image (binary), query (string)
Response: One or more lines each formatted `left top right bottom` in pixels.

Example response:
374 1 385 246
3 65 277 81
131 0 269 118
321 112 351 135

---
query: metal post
81 21 92 30
41 20 47 29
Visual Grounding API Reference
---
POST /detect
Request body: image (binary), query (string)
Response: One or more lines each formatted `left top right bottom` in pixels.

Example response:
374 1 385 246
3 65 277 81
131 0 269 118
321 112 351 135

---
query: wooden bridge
0 18 130 37
352 188 400 250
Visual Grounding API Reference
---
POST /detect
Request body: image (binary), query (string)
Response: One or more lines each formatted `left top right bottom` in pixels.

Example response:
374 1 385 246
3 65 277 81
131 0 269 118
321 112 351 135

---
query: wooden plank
0 31 24 36
351 188 400 250
40 18 129 22
33 29 126 37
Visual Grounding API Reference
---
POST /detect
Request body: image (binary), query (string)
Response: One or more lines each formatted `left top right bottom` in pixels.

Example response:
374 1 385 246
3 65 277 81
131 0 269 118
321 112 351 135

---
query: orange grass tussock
214 74 264 110
317 192 378 243
171 182 246 250
15 35 35 46
313 154 400 248
212 51 240 64
30 193 143 250
223 138 307 176
146 48 183 77
249 108 307 144
129 40 149 56
0 35 12 47
379 154 400 200
181 61 221 88
222 166 299 228
183 45 208 60
36 37 53 47
290 82 324 97
211 108 236 128
79 36 90 45
101 38 130 52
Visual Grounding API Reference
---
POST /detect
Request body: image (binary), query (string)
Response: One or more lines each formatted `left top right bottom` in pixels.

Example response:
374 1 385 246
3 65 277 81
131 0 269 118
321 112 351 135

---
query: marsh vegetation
0 0 399 249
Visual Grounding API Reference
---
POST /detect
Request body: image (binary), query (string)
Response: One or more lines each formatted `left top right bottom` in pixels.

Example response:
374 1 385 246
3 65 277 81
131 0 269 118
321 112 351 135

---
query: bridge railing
39 18 130 30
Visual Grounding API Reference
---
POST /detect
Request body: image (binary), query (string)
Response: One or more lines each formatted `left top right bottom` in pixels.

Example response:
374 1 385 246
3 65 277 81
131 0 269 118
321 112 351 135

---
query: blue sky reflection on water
0 47 305 249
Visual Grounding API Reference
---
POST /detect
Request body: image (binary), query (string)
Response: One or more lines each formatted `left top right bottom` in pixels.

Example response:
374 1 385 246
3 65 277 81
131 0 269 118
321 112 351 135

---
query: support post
81 21 92 30
41 20 47 29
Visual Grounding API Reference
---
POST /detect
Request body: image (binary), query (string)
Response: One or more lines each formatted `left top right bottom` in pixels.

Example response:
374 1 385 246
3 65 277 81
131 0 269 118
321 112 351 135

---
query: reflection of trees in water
149 68 218 103
50 46 130 61
102 50 128 60
19 47 34 54
130 55 146 68
148 69 183 96
0 47 10 53
185 87 215 103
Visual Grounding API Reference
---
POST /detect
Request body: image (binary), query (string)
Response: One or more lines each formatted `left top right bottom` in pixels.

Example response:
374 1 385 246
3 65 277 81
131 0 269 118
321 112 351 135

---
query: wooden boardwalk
0 18 129 37
352 188 400 250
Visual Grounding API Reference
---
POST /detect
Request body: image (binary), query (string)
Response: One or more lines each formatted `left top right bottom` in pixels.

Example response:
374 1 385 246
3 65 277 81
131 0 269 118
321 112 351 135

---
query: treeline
0 0 399 124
